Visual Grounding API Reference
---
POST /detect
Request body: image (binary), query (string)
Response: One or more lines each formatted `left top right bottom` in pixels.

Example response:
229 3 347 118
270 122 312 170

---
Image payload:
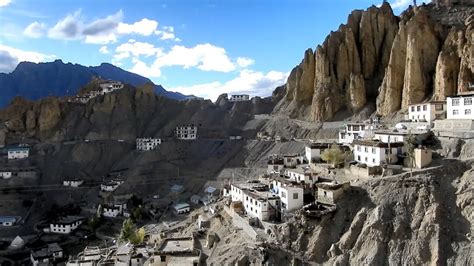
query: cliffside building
316 182 350 205
353 140 405 167
446 94 474 120
408 101 446 123
7 147 29 160
49 216 84 234
271 178 304 212
229 94 250 102
338 123 382 145
230 182 279 221
175 125 198 140
136 138 161 151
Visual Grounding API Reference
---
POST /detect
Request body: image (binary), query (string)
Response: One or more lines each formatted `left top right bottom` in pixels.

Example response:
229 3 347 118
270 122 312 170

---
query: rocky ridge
275 2 474 121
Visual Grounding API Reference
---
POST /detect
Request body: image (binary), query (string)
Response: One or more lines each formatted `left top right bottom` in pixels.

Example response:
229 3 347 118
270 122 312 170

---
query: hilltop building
446 94 474 120
136 138 161 151
229 94 250 102
175 125 198 140
48 216 84 234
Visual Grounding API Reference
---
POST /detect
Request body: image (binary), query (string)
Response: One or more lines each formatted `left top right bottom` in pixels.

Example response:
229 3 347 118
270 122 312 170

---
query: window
372 148 376 154
293 193 298 199
357 155 361 161
435 104 443 111
372 158 375 163
281 191 286 198
423 105 427 111
364 147 368 152
453 109 459 115
465 109 471 115
357 146 361 151
411 106 415 112
365 157 368 162
464 98 472 105
353 125 360 131
452 99 460 106
417 106 421 111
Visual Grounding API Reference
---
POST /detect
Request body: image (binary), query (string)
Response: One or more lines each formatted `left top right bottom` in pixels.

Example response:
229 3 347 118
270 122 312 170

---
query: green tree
321 145 345 167
119 219 145 244
88 217 101 236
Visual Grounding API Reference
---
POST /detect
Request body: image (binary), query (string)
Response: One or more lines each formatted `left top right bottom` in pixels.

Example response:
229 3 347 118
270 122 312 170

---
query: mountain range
0 59 189 107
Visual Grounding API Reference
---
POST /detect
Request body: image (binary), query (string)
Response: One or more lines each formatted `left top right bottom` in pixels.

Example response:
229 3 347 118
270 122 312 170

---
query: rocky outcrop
275 3 474 121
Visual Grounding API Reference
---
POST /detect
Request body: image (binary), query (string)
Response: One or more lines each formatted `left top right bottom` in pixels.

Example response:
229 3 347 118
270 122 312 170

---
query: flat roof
159 238 194 253
447 93 474 98
7 147 29 151
173 203 190 210
268 158 284 165
353 140 404 148
408 101 445 106
0 216 17 223
272 176 305 188
52 216 83 225
244 189 280 202
374 129 428 136
316 182 348 190
285 166 310 175
306 143 332 149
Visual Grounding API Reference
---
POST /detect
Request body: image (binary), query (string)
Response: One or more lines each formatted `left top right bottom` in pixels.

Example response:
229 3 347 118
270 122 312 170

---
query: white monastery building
49 216 83 234
230 182 279 221
175 125 198 140
229 94 250 102
353 140 405 167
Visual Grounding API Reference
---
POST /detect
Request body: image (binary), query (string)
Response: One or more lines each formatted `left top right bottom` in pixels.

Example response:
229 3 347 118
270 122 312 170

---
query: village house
175 125 198 140
230 182 279 221
7 146 29 160
305 143 331 163
353 140 405 167
173 203 191 214
408 101 446 123
204 186 218 202
446 94 474 120
102 204 125 218
283 154 304 168
338 122 381 144
0 216 18 226
136 138 162 151
99 80 124 93
0 170 12 179
373 129 430 144
229 94 250 102
48 216 84 234
271 178 304 212
100 181 122 192
63 179 84 187
145 237 201 266
316 182 350 205
405 147 433 169
30 243 63 266
267 157 284 175
284 167 318 186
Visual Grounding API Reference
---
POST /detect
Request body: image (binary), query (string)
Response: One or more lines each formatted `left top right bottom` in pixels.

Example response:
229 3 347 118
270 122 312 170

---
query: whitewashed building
271 178 304 212
447 94 474 120
230 182 279 221
102 204 124 218
353 140 405 167
408 101 446 123
338 123 380 144
229 94 250 102
99 81 123 93
283 154 304 168
0 171 12 179
49 216 83 234
173 203 190 214
305 143 331 163
284 167 317 186
267 158 284 175
7 147 29 160
175 125 198 140
30 243 63 266
63 179 84 187
136 138 161 151
100 181 121 192
373 129 430 144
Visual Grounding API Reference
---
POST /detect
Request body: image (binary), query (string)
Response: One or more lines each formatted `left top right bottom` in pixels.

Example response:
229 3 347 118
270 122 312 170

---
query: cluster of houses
71 80 124 103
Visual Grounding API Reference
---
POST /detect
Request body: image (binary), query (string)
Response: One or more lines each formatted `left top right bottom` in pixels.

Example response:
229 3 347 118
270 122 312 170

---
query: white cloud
23 22 47 38
48 10 82 40
155 43 235 72
0 44 55 73
0 0 11 8
168 69 288 101
114 39 163 60
390 0 430 9
117 18 158 36
154 25 180 41
99 46 109 54
129 57 161 78
236 57 255 68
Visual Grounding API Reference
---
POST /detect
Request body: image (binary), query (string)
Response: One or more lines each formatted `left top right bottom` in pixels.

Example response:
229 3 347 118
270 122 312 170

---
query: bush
321 145 345 167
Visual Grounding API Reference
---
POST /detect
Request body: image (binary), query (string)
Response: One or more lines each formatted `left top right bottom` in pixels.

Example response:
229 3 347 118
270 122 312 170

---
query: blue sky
0 0 428 100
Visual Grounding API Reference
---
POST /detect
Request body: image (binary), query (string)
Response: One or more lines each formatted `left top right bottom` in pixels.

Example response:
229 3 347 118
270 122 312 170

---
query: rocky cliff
275 2 474 121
